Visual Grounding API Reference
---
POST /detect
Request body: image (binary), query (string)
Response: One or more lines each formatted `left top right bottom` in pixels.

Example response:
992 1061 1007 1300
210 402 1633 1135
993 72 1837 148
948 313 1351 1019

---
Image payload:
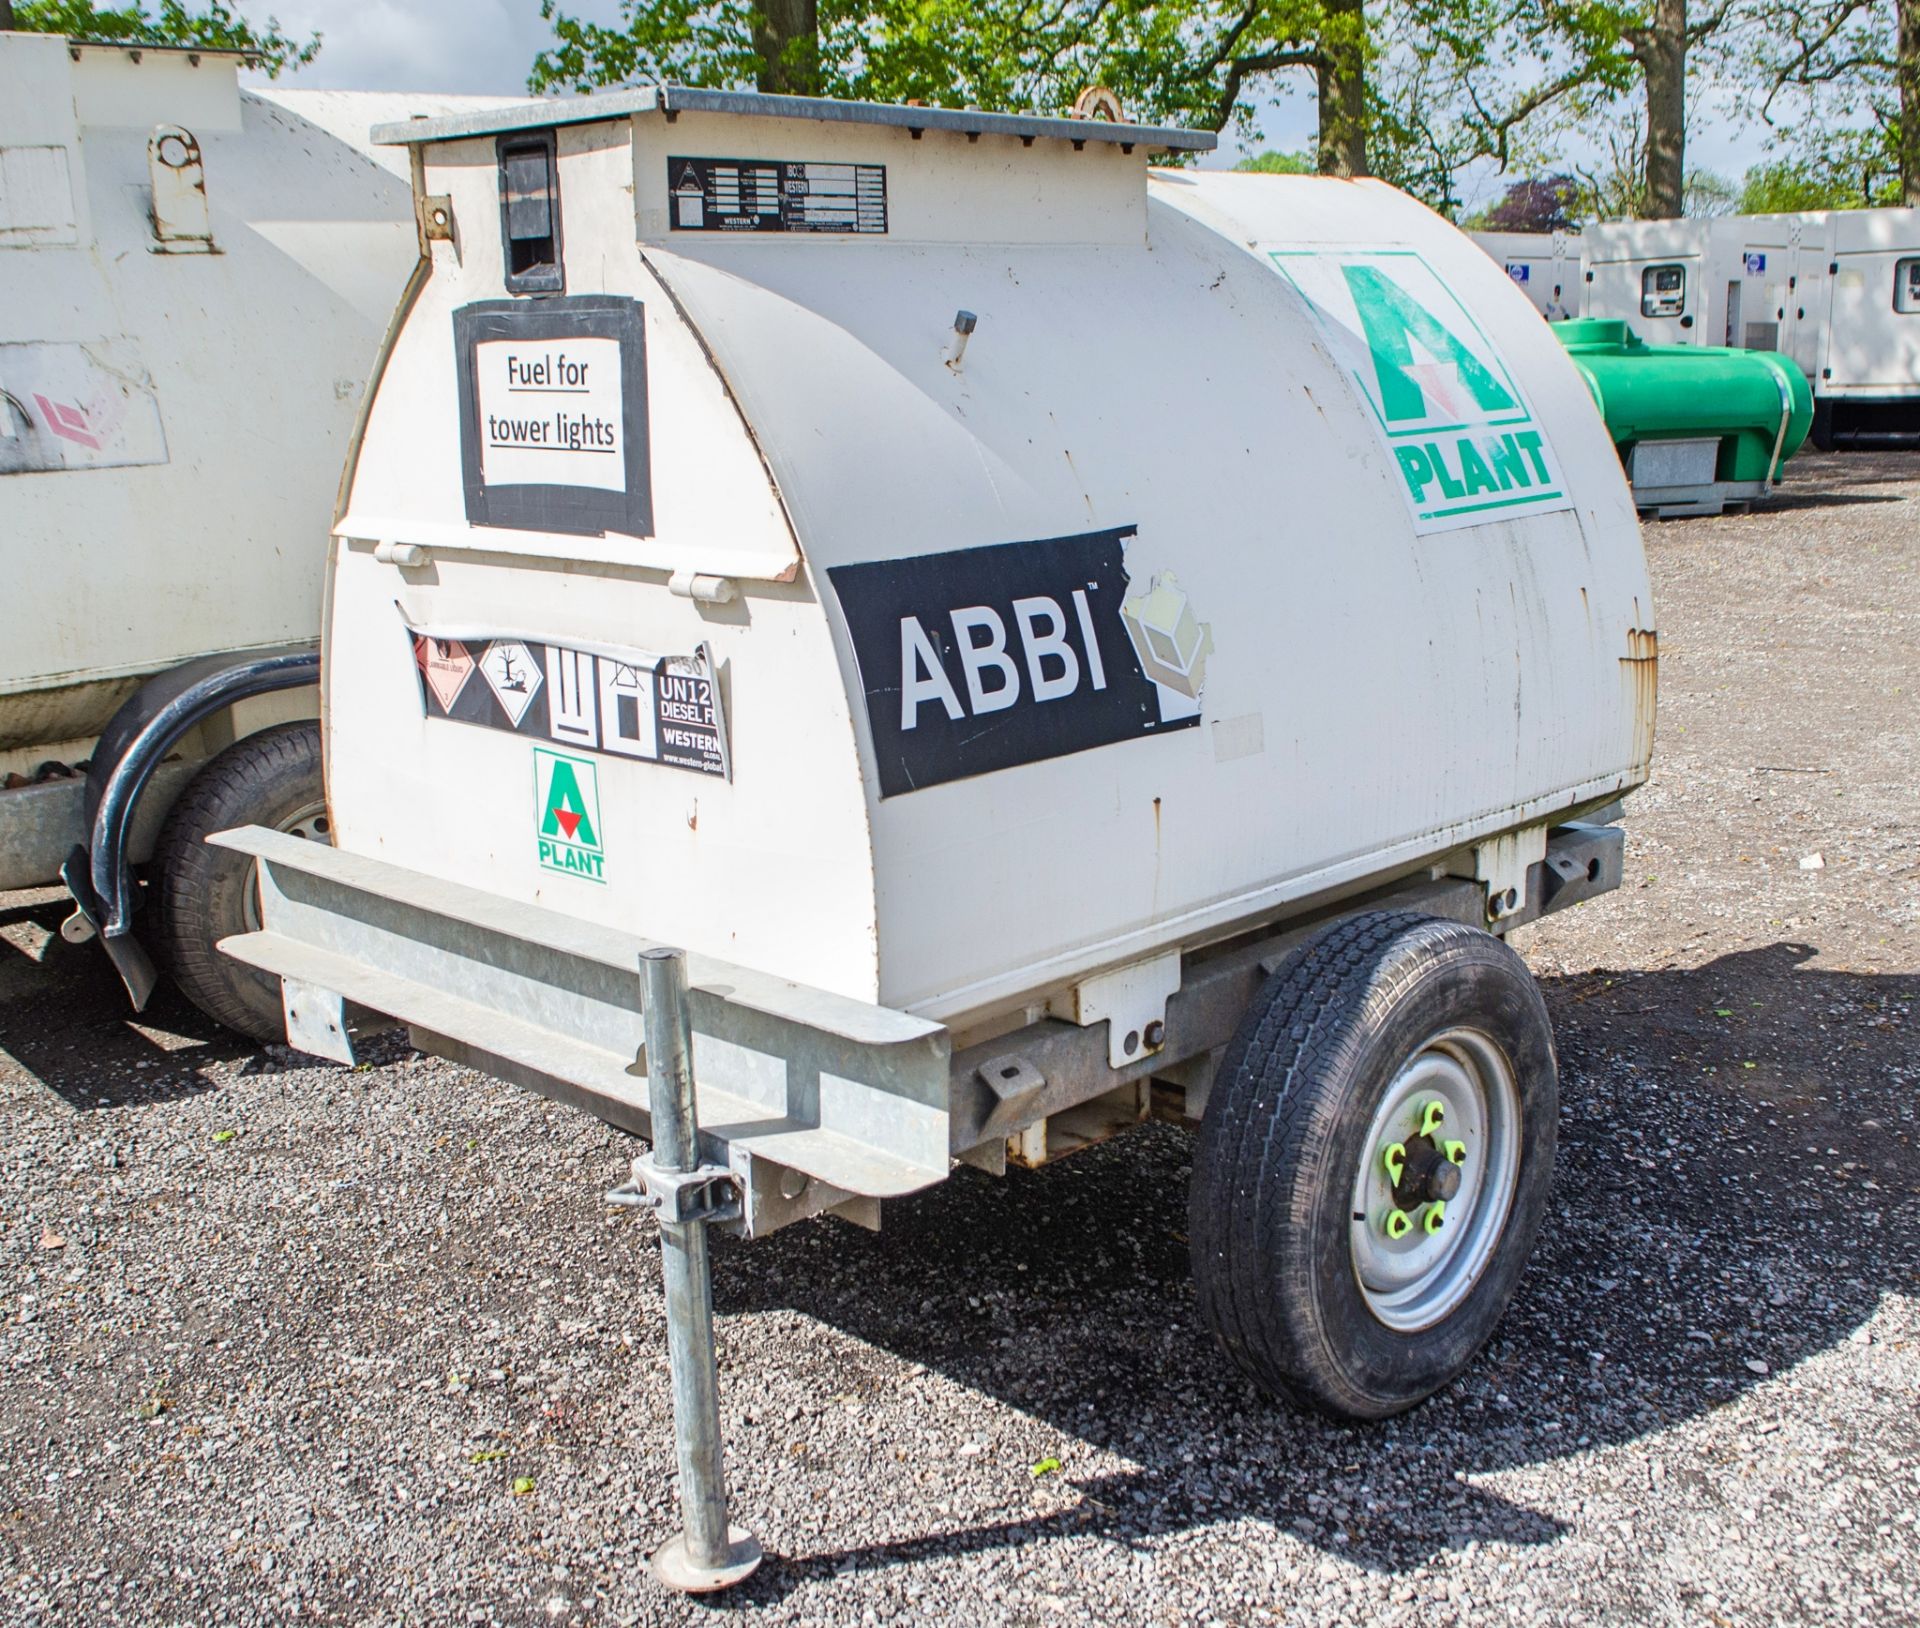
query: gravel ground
1 451 1916 1627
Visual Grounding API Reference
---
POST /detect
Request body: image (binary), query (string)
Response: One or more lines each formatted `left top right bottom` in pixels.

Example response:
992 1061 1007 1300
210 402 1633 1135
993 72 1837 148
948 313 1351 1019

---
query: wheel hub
1390 1133 1462 1208
240 797 331 935
1349 1029 1522 1333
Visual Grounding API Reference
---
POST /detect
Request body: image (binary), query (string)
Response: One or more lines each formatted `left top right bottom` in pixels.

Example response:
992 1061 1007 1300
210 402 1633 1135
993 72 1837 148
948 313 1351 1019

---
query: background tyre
1190 909 1558 1420
150 721 327 1043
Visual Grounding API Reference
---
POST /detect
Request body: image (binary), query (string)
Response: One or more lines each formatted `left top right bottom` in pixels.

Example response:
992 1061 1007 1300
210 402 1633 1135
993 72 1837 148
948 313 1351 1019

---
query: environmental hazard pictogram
480 639 542 728
534 747 605 883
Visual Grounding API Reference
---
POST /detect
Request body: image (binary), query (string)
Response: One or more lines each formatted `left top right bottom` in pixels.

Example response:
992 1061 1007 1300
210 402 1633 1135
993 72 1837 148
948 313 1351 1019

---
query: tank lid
371 83 1216 154
1552 317 1638 352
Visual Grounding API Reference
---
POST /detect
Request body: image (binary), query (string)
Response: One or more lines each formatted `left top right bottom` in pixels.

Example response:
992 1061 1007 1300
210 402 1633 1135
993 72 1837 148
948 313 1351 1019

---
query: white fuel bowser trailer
0 28 506 1031
213 85 1658 1589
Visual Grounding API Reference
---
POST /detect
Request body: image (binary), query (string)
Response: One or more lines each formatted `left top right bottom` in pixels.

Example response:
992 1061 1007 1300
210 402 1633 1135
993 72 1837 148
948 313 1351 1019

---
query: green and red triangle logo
534 748 605 882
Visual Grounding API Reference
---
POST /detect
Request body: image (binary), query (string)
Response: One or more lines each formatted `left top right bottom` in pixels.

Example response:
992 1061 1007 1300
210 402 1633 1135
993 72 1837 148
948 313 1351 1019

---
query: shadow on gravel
1764 452 1920 511
0 892 255 1110
1730 489 1905 514
714 939 1917 1598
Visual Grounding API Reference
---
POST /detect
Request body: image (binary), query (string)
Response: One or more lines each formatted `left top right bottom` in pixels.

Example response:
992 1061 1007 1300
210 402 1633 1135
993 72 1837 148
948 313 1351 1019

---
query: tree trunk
1900 0 1920 205
1639 0 1687 217
751 0 819 96
0 0 16 32
1316 0 1368 177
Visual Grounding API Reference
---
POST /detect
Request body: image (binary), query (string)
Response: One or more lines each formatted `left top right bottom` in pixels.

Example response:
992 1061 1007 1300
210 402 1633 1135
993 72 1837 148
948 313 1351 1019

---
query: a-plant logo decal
534 748 605 882
1268 249 1573 534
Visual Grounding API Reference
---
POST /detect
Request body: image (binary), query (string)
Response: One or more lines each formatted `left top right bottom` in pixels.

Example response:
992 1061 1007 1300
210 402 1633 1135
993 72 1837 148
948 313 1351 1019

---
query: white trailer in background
0 28 506 1028
1467 229 1580 319
1817 209 1920 447
1579 209 1920 448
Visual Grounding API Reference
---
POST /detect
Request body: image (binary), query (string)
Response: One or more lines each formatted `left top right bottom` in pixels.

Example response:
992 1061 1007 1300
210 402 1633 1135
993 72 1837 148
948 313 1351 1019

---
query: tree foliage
1236 149 1317 172
1469 173 1581 230
10 0 319 75
1732 0 1917 206
529 0 1920 213
1740 147 1904 209
530 0 1549 186
532 0 1339 139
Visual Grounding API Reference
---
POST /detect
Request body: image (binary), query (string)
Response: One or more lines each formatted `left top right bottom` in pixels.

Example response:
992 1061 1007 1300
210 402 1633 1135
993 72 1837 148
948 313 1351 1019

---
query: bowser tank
0 31 504 761
220 87 1660 1470
1 28 515 1028
1554 317 1812 517
312 91 1655 1032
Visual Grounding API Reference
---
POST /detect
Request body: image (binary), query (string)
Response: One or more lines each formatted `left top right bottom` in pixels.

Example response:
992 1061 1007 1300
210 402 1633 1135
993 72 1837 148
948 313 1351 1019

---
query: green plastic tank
1553 318 1813 493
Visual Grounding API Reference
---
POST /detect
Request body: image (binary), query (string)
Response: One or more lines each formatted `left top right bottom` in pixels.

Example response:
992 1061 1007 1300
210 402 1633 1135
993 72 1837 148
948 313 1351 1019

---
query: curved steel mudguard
60 645 320 1010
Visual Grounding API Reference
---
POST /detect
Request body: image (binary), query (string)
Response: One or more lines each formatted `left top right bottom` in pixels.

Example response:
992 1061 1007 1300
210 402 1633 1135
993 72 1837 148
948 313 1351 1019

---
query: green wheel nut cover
1418 1100 1446 1137
1424 1201 1446 1235
1444 1139 1467 1165
1382 1142 1407 1185
1386 1210 1413 1239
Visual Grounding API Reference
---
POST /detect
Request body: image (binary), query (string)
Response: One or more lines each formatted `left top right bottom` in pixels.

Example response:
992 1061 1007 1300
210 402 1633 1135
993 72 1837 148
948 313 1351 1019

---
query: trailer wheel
150 722 328 1043
1190 910 1557 1420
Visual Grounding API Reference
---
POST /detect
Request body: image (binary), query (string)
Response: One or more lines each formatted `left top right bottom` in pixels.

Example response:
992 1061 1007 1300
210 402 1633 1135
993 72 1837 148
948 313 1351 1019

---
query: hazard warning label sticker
408 628 728 779
418 637 476 711
479 640 542 728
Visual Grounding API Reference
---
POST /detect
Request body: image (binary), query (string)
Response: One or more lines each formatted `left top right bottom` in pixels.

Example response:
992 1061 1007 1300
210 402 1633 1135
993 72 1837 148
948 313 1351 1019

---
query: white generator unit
1468 228 1580 319
0 28 505 1028
1580 209 1920 447
214 85 1657 1586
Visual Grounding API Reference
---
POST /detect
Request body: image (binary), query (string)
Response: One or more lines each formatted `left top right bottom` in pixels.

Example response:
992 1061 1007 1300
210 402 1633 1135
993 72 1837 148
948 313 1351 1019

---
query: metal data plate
211 827 951 1201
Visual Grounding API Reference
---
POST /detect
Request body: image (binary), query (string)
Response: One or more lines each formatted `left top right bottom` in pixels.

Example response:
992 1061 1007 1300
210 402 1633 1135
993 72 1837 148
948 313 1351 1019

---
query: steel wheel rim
1349 1026 1522 1333
240 799 330 934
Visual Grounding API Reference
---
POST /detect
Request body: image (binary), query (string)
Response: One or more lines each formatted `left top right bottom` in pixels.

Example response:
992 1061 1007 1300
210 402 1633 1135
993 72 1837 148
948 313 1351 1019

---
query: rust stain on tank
1621 628 1658 770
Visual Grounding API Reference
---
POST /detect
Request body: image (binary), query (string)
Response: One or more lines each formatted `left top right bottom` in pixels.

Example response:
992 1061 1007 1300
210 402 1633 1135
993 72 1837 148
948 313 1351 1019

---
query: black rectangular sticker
668 156 887 234
827 527 1207 798
408 630 727 779
454 295 652 538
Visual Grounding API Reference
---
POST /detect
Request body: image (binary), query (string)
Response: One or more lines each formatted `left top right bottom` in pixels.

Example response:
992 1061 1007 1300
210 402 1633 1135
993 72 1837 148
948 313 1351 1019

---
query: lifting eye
498 130 563 295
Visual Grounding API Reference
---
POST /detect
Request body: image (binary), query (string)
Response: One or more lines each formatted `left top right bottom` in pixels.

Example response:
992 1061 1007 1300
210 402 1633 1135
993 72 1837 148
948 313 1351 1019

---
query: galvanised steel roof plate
372 84 1215 153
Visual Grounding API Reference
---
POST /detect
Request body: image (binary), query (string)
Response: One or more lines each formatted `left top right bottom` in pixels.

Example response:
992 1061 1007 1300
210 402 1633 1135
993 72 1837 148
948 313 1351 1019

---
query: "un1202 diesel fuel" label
668 156 887 235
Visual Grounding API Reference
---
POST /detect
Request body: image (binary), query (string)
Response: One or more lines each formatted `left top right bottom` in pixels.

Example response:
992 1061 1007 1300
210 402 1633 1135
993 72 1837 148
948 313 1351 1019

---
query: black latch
498 130 563 296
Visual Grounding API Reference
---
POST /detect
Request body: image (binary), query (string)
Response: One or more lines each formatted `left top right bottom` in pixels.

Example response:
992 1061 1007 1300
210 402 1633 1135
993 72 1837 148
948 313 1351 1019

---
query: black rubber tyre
150 722 328 1042
1190 910 1557 1420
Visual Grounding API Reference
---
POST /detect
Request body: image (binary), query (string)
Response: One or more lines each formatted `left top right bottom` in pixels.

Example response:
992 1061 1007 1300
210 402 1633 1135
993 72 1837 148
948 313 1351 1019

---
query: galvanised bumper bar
212 826 952 1235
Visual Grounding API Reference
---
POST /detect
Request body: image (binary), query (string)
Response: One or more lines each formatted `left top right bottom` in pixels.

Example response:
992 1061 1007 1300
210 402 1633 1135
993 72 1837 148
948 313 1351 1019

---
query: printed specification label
668 156 887 234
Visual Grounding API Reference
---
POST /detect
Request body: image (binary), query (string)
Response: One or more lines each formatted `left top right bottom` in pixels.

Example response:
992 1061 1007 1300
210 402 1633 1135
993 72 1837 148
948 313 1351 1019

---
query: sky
250 0 1778 206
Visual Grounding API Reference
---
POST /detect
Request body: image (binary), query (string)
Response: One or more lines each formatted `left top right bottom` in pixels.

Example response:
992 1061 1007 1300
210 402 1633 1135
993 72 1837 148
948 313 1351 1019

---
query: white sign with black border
453 296 652 539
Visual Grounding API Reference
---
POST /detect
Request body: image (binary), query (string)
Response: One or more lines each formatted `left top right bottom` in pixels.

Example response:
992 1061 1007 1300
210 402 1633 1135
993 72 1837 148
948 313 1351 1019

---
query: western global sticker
1266 248 1573 534
535 748 606 883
